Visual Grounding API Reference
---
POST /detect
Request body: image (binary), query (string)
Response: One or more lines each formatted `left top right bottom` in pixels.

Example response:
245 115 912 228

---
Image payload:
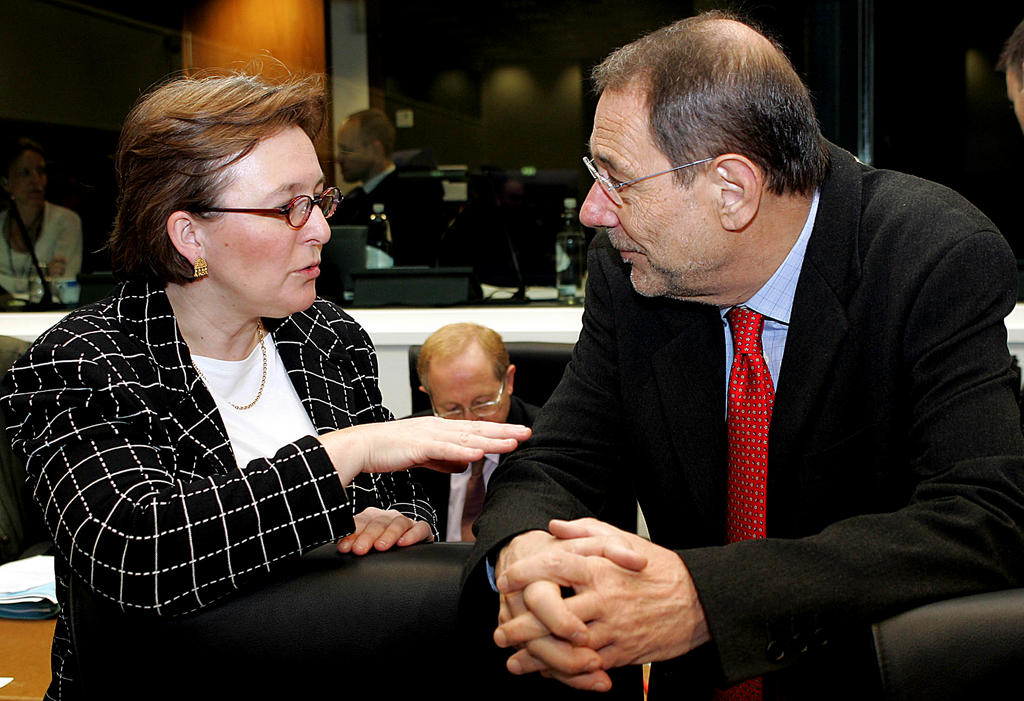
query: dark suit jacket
412 396 538 540
335 169 447 267
466 144 1024 699
0 280 435 701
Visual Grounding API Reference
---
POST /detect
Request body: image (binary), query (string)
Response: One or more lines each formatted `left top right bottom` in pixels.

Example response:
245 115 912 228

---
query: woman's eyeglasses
199 186 342 229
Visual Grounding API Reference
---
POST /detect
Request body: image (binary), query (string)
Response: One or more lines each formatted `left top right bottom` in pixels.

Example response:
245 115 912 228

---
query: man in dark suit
335 108 445 266
466 10 1024 700
412 323 538 542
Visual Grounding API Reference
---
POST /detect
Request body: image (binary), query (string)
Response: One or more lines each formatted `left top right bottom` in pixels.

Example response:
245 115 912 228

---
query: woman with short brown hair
1 71 529 701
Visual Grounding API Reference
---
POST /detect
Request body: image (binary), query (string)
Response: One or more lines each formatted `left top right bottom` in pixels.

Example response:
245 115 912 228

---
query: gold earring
193 257 208 279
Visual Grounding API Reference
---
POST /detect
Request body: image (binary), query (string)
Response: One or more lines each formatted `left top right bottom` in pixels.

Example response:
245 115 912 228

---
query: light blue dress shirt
720 190 820 398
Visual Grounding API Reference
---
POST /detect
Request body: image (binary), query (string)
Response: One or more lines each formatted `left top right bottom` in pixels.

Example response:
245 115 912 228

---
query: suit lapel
770 268 850 468
271 306 358 433
652 302 727 529
163 386 236 475
770 143 862 469
119 281 236 475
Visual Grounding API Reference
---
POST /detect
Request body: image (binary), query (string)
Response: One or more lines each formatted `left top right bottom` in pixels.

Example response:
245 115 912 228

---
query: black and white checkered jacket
1 280 435 700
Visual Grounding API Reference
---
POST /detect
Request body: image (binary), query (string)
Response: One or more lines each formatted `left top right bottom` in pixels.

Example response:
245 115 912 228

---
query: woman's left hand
336 507 433 555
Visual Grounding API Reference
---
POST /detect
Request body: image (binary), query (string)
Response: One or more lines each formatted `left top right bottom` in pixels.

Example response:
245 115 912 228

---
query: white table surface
5 301 1024 418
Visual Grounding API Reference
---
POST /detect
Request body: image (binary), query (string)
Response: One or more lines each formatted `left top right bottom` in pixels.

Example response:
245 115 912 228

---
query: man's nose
580 181 621 229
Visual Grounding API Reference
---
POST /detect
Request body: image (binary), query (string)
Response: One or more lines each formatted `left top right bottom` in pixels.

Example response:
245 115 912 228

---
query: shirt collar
362 164 396 194
730 188 820 326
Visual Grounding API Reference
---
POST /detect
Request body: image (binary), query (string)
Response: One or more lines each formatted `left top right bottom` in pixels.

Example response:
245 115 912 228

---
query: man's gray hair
592 10 828 195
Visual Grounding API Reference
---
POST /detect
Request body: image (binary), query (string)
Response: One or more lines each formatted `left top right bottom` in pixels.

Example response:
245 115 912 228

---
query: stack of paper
0 555 58 619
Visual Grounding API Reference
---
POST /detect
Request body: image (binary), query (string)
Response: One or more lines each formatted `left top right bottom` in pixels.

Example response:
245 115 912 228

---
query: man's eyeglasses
199 186 342 229
583 156 713 206
431 380 506 419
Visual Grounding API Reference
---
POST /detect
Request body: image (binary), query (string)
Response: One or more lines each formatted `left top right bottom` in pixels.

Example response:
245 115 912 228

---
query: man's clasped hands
492 518 712 692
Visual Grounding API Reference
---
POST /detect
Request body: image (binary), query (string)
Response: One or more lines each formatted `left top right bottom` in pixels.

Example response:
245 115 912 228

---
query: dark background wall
4 0 1023 278
365 0 1024 256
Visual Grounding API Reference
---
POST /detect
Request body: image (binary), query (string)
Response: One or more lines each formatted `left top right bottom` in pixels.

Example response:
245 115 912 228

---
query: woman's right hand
317 416 531 486
47 255 68 278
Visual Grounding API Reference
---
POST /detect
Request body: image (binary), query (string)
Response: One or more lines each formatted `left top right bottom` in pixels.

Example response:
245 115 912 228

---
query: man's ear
370 139 386 162
418 384 429 395
166 210 203 265
505 363 516 396
712 155 763 232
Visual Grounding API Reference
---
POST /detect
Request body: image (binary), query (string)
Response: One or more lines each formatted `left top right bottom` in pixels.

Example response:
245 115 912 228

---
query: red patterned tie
717 306 775 701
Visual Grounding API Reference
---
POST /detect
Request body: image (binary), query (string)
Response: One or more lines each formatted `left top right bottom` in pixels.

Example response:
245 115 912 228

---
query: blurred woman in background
0 137 82 300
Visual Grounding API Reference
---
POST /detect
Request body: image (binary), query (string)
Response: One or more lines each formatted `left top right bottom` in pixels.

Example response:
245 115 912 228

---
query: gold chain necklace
192 321 268 411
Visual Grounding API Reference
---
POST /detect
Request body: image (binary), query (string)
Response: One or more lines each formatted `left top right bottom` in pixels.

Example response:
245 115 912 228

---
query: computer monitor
351 267 474 307
320 225 368 303
77 271 117 306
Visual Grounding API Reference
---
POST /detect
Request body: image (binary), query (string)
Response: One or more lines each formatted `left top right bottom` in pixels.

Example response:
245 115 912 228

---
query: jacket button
765 639 785 662
791 631 809 655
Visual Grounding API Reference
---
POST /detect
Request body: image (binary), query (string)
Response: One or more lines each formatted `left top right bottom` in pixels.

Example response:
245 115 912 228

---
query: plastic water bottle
52 278 80 306
27 265 47 304
555 198 585 303
366 202 394 269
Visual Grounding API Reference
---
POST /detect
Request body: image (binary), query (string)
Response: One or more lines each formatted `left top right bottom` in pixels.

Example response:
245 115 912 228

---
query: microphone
502 224 527 302
4 201 56 307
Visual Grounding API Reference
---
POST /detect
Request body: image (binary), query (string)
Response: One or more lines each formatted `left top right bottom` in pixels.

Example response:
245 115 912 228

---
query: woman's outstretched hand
319 416 531 486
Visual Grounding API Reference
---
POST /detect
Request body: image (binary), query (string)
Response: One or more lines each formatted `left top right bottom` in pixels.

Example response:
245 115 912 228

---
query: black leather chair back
66 541 640 699
872 588 1024 700
68 543 471 698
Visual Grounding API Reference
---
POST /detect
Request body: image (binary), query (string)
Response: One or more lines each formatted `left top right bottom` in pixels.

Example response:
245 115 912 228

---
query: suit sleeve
1 328 357 617
342 317 438 539
469 238 630 575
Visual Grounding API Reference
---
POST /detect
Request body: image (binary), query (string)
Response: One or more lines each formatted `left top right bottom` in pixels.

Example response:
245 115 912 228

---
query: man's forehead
337 122 365 144
430 344 491 374
589 87 659 171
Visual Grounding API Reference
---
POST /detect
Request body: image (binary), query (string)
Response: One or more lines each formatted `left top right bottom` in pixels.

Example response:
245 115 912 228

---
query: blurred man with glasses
334 108 445 266
412 323 538 542
466 9 1024 701
999 17 1024 135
